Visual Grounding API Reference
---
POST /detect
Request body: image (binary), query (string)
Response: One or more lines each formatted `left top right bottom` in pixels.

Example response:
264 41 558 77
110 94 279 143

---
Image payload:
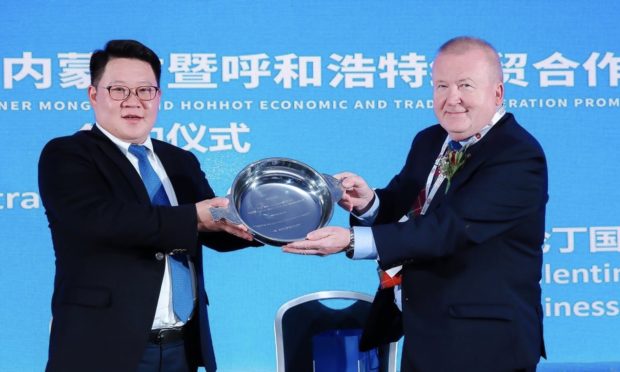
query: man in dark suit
39 40 256 372
284 36 547 371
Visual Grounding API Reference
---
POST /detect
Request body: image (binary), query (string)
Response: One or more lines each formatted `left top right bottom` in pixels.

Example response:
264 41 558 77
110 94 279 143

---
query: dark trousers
400 357 537 372
515 367 537 372
137 339 195 372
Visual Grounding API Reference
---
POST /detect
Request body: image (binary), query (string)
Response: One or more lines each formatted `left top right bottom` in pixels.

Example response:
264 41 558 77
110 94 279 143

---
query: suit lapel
453 113 513 188
89 126 151 204
425 114 513 211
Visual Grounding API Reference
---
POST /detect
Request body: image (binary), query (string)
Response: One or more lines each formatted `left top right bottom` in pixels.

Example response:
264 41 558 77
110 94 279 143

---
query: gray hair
437 36 503 83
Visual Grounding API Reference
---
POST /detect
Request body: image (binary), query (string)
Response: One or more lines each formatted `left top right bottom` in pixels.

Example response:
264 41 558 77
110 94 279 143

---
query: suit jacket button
155 252 165 261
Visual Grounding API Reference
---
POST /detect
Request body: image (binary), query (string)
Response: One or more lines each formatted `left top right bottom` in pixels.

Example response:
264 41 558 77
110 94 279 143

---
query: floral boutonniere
438 145 470 194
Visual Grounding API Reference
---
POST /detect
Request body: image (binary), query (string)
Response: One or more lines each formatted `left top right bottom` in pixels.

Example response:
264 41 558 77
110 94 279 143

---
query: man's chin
119 127 153 143
441 122 470 135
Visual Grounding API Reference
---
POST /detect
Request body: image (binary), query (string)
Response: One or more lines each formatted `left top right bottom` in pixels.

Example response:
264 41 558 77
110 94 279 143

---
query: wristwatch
345 227 355 258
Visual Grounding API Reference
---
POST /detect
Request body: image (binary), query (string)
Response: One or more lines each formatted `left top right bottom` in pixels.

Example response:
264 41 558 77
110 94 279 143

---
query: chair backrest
274 290 397 372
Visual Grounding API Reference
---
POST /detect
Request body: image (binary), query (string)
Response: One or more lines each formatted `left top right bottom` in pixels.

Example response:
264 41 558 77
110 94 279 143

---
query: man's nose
446 86 461 105
121 91 143 106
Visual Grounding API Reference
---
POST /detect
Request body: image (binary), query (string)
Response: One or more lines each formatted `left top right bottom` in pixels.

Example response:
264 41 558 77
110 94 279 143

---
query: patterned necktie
128 144 194 322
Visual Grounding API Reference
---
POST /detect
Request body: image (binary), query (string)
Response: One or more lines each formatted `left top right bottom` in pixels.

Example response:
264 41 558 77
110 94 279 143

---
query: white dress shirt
96 124 196 329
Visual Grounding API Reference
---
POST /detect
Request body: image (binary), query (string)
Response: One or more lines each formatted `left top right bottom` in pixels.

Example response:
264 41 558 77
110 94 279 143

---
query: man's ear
87 85 98 106
495 82 504 105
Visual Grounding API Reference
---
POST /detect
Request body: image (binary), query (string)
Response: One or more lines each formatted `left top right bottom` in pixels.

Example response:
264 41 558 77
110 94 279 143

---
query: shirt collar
454 105 506 148
95 123 154 156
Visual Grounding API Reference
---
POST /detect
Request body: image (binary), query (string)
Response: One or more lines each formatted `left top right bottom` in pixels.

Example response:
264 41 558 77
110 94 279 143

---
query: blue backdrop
1 1 619 371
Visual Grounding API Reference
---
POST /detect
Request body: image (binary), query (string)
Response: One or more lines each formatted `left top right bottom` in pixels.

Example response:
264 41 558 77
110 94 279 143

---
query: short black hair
89 39 161 87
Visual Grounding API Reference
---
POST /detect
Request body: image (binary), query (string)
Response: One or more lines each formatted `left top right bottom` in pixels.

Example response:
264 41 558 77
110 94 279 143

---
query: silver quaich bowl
210 158 343 246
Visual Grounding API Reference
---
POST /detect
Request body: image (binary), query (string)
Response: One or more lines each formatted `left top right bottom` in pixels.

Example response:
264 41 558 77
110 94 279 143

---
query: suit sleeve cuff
351 193 380 225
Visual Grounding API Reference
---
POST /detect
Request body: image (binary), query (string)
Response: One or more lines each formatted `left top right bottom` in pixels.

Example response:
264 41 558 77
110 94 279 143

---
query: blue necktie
448 140 463 151
128 144 194 322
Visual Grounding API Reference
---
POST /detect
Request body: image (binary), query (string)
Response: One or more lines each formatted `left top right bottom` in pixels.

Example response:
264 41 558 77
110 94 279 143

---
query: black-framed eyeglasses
104 85 160 101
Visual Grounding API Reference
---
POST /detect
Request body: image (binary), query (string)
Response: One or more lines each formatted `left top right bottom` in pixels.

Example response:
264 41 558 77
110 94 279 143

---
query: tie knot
448 140 462 151
128 144 149 159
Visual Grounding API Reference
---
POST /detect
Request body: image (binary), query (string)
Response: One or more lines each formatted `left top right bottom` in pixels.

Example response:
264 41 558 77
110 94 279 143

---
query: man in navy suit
39 40 256 372
284 36 547 371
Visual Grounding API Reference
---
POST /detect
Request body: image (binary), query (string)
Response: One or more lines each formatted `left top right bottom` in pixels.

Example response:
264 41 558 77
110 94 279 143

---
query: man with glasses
39 40 256 372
